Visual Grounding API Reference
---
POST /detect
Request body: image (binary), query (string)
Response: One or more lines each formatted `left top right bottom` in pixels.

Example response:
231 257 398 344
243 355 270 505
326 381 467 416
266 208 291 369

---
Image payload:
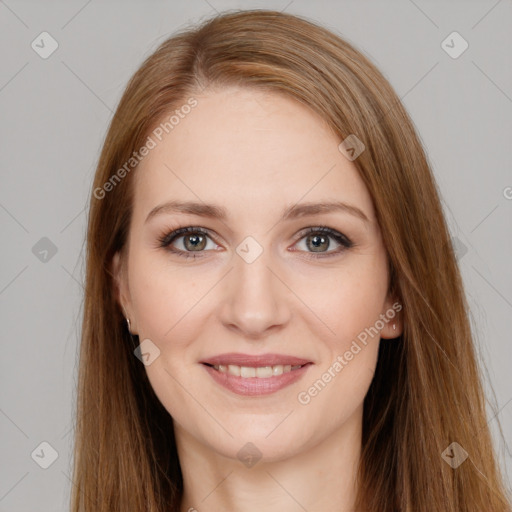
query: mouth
200 354 313 396
202 362 310 378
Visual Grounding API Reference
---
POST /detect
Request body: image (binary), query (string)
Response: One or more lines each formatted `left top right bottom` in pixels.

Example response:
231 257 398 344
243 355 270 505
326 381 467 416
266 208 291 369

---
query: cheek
293 253 389 348
128 252 205 342
296 256 387 424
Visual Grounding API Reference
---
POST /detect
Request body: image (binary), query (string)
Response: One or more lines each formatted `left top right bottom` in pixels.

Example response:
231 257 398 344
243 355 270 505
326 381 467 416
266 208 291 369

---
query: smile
211 363 303 378
202 361 312 396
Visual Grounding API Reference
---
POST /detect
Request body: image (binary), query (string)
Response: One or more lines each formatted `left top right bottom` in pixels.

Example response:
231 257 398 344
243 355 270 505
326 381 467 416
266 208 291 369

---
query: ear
112 251 138 335
379 294 403 340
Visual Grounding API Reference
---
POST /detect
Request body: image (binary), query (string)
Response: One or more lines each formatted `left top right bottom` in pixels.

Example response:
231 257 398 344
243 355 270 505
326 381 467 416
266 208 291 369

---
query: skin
113 85 402 512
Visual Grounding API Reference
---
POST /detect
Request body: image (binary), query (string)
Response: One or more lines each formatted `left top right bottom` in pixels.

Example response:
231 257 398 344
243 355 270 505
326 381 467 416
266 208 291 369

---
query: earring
125 317 139 350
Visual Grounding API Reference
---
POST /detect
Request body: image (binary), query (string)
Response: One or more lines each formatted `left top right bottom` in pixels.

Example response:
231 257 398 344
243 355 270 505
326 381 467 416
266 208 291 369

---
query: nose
218 245 291 339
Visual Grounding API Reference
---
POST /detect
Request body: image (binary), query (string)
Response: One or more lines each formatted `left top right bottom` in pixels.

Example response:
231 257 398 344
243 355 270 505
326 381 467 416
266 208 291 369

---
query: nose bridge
235 245 274 297
220 237 290 336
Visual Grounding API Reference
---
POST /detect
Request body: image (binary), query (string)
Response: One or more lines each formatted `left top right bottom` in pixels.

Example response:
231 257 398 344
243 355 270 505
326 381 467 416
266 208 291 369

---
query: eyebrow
145 199 370 224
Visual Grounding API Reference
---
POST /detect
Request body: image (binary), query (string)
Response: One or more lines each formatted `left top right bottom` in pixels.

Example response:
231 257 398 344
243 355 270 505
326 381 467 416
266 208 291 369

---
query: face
113 85 401 463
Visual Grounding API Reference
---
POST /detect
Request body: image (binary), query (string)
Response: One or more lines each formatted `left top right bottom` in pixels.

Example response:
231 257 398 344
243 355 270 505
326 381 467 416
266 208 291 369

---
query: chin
212 419 316 463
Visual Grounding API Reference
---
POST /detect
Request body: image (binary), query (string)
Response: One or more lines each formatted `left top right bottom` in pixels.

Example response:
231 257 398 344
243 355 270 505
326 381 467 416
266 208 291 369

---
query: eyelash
157 225 353 260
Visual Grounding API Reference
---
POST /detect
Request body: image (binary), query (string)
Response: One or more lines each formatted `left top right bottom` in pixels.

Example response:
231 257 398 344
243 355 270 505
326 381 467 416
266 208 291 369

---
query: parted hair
71 9 512 512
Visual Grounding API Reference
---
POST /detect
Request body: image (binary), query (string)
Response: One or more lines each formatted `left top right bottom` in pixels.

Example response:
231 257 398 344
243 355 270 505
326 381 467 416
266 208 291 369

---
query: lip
200 353 312 367
200 353 313 396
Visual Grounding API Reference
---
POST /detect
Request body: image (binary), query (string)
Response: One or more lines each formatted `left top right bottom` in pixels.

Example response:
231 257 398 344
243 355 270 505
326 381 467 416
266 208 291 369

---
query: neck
176 405 362 512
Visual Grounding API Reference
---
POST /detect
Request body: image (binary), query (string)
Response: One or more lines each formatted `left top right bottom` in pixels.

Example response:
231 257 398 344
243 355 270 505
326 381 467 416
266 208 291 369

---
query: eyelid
294 225 352 246
157 226 214 247
290 226 353 258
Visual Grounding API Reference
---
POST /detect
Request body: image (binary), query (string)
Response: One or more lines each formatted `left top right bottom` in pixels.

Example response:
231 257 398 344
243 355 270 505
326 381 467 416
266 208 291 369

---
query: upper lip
201 353 312 367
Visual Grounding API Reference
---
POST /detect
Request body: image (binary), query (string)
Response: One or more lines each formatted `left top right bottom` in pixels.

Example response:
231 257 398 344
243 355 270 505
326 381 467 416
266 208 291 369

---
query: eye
157 225 353 260
158 227 217 259
292 226 353 258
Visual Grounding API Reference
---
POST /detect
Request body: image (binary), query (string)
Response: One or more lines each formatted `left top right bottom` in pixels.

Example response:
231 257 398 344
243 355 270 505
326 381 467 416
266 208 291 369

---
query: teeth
214 363 301 378
241 366 256 378
256 366 273 378
228 365 240 376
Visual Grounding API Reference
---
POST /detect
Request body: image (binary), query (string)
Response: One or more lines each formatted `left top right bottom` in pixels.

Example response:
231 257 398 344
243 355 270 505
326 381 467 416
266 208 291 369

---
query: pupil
185 234 205 250
310 234 328 252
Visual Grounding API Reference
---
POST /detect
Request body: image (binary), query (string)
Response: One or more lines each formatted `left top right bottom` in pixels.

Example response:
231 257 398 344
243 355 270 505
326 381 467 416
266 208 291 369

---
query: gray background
1 0 511 510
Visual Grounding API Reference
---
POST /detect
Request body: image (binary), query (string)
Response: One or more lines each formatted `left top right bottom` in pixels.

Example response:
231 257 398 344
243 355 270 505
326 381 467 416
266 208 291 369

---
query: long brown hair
71 9 512 511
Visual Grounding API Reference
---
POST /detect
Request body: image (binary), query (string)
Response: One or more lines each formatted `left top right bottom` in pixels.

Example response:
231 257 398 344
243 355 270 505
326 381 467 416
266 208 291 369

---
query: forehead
132 86 375 225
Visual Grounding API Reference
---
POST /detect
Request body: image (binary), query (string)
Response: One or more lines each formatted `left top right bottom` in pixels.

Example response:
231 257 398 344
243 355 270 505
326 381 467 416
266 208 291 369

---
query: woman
71 9 512 512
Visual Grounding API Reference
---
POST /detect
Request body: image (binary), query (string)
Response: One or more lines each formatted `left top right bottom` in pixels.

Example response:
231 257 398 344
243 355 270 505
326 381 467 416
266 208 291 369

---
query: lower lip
202 364 312 396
